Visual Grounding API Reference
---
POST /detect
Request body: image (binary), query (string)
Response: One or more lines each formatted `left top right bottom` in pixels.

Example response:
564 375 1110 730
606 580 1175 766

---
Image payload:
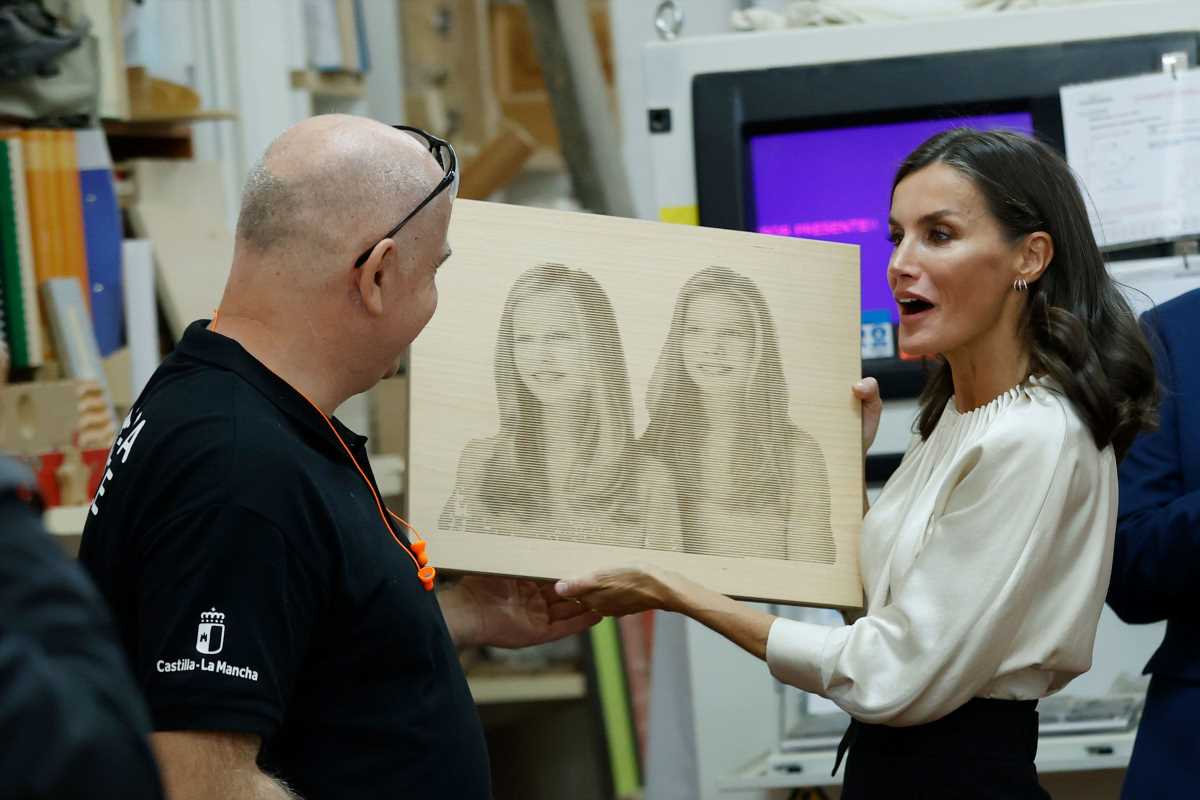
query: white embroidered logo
195 608 225 655
159 608 257 682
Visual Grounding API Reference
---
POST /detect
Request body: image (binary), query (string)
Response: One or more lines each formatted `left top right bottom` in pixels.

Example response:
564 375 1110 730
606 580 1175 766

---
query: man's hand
439 575 602 650
556 566 774 661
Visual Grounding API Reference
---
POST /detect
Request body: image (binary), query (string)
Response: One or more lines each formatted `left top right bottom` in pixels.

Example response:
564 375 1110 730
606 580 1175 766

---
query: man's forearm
247 773 299 800
152 732 300 800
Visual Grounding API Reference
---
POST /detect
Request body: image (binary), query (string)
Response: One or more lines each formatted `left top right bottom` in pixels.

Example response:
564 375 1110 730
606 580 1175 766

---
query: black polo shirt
79 321 490 799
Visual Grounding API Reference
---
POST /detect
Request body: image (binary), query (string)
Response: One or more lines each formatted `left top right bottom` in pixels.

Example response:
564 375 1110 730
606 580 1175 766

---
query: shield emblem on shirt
196 622 225 655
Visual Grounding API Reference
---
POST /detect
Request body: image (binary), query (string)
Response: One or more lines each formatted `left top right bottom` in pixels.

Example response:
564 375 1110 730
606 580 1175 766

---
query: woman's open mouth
898 297 935 319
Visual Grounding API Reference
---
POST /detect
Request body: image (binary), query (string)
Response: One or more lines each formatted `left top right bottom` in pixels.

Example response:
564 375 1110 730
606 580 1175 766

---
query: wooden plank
523 0 631 216
408 200 863 609
400 0 499 148
0 380 112 455
121 110 236 124
127 160 232 339
80 0 131 120
490 2 614 152
129 202 233 340
457 121 537 200
128 158 227 209
468 669 587 705
289 69 366 98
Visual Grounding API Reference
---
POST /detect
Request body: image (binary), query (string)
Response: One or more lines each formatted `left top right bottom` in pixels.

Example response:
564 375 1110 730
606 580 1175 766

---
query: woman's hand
555 565 691 617
558 567 777 661
853 377 882 454
441 575 601 649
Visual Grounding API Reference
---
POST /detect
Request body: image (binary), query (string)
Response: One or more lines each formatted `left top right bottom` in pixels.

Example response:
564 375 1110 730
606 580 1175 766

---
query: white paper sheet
1061 69 1200 249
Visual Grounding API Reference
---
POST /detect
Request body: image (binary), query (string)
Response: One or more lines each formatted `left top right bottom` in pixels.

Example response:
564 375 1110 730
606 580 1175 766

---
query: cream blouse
766 377 1118 726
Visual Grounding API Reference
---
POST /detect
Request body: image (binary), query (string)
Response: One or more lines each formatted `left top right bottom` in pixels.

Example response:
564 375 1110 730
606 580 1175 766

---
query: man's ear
1017 231 1054 285
356 238 395 317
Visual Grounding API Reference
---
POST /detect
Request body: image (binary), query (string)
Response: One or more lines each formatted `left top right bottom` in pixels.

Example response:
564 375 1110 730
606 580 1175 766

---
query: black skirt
837 698 1051 799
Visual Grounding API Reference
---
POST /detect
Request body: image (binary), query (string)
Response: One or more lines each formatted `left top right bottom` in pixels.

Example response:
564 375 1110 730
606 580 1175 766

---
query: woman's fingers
852 377 880 402
555 577 588 599
854 378 883 453
555 570 655 617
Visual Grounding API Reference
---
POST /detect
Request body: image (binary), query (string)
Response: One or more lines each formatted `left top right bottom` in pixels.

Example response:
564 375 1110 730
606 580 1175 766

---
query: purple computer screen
748 112 1035 323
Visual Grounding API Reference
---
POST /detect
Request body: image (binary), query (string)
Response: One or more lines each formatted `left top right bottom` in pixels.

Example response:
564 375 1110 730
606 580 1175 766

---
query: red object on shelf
33 450 108 507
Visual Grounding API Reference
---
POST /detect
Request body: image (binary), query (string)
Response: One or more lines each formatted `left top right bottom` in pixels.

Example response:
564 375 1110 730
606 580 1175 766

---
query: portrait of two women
438 263 836 564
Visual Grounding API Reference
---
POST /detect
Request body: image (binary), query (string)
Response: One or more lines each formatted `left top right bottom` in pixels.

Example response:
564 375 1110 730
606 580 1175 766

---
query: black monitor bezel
691 31 1200 401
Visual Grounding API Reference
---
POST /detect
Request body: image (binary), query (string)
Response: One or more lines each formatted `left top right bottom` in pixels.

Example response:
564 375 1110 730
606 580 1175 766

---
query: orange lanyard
211 311 435 591
295 391 436 592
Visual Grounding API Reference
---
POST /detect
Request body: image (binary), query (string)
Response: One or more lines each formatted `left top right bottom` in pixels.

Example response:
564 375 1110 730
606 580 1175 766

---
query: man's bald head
234 115 443 266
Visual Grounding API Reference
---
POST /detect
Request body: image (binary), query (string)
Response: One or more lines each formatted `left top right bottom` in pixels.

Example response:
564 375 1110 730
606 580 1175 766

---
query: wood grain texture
410 200 863 608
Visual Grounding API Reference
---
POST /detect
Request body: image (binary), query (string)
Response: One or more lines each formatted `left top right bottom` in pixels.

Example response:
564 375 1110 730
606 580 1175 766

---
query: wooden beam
523 0 634 217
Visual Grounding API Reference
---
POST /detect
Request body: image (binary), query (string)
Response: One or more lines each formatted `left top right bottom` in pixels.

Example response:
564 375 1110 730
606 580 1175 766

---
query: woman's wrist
654 568 709 616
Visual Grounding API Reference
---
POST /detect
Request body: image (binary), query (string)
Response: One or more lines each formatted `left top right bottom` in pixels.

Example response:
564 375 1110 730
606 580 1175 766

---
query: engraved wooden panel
409 200 863 608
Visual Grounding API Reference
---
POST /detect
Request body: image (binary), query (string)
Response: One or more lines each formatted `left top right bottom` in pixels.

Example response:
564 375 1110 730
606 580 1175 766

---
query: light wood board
127 160 233 339
409 200 863 608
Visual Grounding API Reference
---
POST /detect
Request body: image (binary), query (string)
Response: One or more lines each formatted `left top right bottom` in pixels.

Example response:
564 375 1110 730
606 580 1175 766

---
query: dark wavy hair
893 129 1157 460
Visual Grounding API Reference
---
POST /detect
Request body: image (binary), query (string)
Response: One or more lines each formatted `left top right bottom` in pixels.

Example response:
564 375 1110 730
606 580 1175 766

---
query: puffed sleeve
766 402 1114 725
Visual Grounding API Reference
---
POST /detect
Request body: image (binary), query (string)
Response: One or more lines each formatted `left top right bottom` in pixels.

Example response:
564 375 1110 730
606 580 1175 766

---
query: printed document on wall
1061 70 1200 249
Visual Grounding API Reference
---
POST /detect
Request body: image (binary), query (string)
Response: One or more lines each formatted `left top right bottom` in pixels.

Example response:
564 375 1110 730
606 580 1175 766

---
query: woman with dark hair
641 266 835 562
557 128 1159 797
440 263 682 550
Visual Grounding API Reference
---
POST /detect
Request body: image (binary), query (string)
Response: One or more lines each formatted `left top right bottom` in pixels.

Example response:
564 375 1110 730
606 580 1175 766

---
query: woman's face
680 292 755 397
511 287 592 407
886 162 1024 359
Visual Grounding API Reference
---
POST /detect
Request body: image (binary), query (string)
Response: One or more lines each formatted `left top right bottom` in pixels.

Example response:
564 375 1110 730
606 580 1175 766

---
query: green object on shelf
0 142 25 365
590 617 641 795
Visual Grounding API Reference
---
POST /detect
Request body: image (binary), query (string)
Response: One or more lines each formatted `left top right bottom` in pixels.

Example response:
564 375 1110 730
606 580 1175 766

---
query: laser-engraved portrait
642 267 835 563
408 200 863 608
439 263 683 549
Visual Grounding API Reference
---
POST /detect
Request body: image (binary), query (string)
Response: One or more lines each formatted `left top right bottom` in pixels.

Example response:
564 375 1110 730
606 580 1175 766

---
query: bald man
79 116 599 800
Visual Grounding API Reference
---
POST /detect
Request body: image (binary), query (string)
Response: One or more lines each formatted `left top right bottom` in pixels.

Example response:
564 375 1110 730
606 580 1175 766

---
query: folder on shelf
4 131 55 288
57 130 92 313
0 138 42 368
77 130 124 356
39 130 66 287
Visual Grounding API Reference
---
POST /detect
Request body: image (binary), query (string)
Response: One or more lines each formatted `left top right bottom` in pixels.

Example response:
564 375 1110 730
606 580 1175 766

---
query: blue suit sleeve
1107 312 1200 624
